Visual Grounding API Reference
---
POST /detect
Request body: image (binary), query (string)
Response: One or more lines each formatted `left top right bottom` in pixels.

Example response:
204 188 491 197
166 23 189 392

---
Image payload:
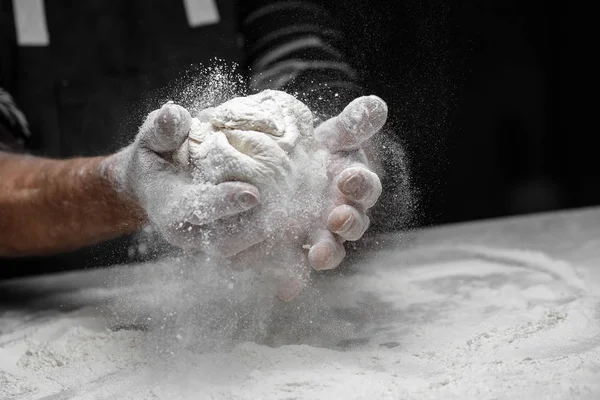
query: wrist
100 145 134 193
99 148 147 230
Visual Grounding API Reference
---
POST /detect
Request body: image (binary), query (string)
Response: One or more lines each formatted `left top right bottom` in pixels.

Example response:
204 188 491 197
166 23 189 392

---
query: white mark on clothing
182 0 220 28
12 0 49 46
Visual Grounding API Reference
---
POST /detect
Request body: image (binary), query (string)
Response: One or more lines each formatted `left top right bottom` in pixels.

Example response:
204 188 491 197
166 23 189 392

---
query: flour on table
1 246 600 399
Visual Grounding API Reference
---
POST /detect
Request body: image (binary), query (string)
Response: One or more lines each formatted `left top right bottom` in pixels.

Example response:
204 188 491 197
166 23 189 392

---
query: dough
177 90 329 215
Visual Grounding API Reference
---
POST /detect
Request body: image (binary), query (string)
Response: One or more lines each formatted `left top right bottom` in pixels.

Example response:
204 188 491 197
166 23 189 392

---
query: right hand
227 96 388 301
113 102 262 251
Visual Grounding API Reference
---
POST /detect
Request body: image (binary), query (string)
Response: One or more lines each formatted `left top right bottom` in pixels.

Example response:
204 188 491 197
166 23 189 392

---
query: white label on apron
182 0 220 27
13 0 50 46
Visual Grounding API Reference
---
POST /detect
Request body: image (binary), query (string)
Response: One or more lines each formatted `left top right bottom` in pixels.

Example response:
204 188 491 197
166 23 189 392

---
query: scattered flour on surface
1 246 599 399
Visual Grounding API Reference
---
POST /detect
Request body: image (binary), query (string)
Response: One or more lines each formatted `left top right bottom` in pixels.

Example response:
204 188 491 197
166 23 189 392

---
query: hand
229 96 387 300
310 95 386 270
114 103 262 250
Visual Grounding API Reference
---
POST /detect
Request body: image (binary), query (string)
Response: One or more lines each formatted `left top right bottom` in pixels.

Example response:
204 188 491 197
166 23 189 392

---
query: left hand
230 96 387 300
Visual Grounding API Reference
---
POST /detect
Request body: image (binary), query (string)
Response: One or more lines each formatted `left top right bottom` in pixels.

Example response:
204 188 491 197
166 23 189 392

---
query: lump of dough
172 89 331 256
180 90 325 197
210 89 314 152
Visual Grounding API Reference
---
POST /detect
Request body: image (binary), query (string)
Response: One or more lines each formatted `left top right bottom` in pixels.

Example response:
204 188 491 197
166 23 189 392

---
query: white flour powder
168 90 332 286
178 90 328 218
1 246 599 399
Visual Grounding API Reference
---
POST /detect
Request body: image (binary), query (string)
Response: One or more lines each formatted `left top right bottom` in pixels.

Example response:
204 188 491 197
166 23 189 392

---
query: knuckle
342 212 369 241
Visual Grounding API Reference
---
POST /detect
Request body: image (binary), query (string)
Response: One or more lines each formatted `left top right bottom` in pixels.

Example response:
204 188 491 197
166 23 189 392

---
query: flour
210 90 313 145
179 89 324 195
0 312 146 399
170 89 331 274
1 246 599 399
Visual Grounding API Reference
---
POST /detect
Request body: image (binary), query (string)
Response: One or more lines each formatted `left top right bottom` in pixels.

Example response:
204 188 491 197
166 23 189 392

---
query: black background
339 0 579 227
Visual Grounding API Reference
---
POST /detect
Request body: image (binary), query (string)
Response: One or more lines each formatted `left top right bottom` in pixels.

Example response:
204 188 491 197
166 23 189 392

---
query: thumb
315 96 388 153
139 102 192 153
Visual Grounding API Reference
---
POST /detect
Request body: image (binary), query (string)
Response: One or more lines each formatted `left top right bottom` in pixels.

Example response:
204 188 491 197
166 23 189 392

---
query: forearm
0 151 145 257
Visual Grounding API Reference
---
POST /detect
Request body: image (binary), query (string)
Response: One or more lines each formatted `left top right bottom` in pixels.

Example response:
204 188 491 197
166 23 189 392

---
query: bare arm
0 103 262 260
0 151 145 257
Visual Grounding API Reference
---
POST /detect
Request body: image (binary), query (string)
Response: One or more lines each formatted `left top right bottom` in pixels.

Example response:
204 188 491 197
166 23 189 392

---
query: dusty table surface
1 207 600 399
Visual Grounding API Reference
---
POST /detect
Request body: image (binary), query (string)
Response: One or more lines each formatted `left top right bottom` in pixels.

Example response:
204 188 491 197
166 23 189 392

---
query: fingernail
166 105 181 125
310 243 335 270
159 104 181 129
235 191 258 210
343 173 364 195
338 214 354 234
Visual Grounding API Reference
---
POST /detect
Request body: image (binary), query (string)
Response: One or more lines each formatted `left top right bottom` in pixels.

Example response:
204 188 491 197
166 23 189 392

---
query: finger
227 236 311 301
165 222 267 257
226 216 306 268
277 268 310 301
325 152 369 181
308 229 346 271
139 102 191 153
326 204 370 242
224 129 292 180
336 166 382 209
187 181 261 225
227 216 307 268
198 208 289 258
273 245 311 301
283 218 305 242
228 241 270 270
150 181 260 250
315 96 388 153
190 221 267 257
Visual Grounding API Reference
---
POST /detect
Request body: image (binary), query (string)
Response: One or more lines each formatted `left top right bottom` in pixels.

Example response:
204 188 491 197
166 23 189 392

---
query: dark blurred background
340 0 575 226
0 0 583 279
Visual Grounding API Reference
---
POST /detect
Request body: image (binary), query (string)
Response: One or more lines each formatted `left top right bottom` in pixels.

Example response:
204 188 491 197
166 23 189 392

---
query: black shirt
0 0 361 156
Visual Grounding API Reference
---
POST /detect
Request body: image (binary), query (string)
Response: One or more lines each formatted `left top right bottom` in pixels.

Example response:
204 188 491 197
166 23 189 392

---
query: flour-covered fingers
197 208 290 258
277 266 310 302
326 204 370 242
147 181 260 251
237 242 311 302
227 241 269 270
315 96 388 153
227 216 305 269
325 151 369 181
194 223 268 257
272 245 311 302
160 214 267 256
336 166 382 209
139 103 191 153
308 229 346 271
187 181 260 226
